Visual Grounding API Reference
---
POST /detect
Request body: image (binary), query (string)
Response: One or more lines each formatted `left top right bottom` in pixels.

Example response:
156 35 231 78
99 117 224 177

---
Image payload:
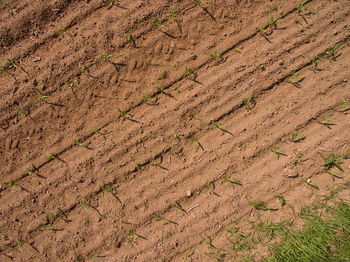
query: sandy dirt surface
0 0 349 261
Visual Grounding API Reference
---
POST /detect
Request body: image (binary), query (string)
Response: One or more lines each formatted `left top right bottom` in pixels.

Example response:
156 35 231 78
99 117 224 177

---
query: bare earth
0 0 349 261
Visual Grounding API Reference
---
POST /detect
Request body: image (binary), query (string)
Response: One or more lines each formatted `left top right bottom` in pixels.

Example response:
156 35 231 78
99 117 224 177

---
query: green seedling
2 0 9 8
242 96 254 107
59 24 66 35
209 48 221 60
117 106 131 118
290 130 303 141
101 53 115 61
321 151 343 171
47 153 56 160
310 56 319 68
191 136 199 151
234 47 241 53
150 154 156 166
338 100 349 109
81 198 88 213
27 164 36 176
249 201 276 210
326 171 344 181
35 225 53 231
224 178 242 186
276 195 286 206
184 63 190 77
17 103 24 116
2 181 15 188
302 177 319 190
326 43 341 58
206 180 215 194
297 0 311 12
258 20 268 34
270 13 282 28
78 62 85 74
16 238 22 252
154 84 165 93
270 146 287 157
101 184 111 201
142 91 151 103
287 70 302 86
124 31 131 43
153 216 177 225
155 15 166 28
184 63 197 78
7 58 17 68
74 139 86 147
91 125 103 134
0 63 5 72
211 121 226 130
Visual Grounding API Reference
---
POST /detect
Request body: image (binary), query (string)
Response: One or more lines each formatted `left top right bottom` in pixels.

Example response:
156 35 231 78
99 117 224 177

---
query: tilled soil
0 0 349 261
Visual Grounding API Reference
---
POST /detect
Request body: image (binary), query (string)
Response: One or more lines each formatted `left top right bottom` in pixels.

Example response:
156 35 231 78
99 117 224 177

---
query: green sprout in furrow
258 20 269 35
287 70 304 88
153 216 177 225
191 136 199 151
224 178 242 186
155 15 166 28
184 63 197 79
270 13 282 29
250 200 277 211
117 106 132 119
321 151 343 171
59 24 66 36
297 0 311 12
302 177 319 190
6 58 17 68
142 91 151 103
275 195 286 206
101 53 115 62
326 43 341 60
209 48 221 60
2 0 9 8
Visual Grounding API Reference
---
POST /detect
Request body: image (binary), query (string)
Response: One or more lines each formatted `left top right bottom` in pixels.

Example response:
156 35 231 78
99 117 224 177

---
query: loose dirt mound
0 0 349 261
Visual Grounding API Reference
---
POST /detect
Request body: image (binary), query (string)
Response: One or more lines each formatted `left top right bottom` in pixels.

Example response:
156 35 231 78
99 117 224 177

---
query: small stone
186 190 192 197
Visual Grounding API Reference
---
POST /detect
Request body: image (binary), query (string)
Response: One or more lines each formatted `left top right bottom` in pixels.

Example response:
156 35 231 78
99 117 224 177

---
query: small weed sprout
276 195 286 206
191 136 199 151
101 53 115 61
297 0 311 12
2 0 9 8
242 96 255 109
154 84 165 93
321 151 343 171
290 130 303 142
270 13 281 29
17 103 24 116
209 48 221 60
0 63 5 72
7 58 17 68
117 106 131 118
74 139 86 147
287 70 303 87
91 125 103 134
153 216 177 225
249 200 276 210
302 177 319 190
59 24 66 35
224 178 242 186
184 63 197 79
47 153 56 160
81 198 88 213
258 20 268 34
155 15 166 28
150 154 156 166
101 184 111 201
326 43 341 59
142 91 151 103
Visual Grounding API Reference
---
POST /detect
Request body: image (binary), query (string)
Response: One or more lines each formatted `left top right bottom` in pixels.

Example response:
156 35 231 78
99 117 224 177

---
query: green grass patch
267 200 350 261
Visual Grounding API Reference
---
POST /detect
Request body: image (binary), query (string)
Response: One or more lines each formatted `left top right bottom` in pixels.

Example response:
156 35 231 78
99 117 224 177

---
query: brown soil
0 0 349 261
